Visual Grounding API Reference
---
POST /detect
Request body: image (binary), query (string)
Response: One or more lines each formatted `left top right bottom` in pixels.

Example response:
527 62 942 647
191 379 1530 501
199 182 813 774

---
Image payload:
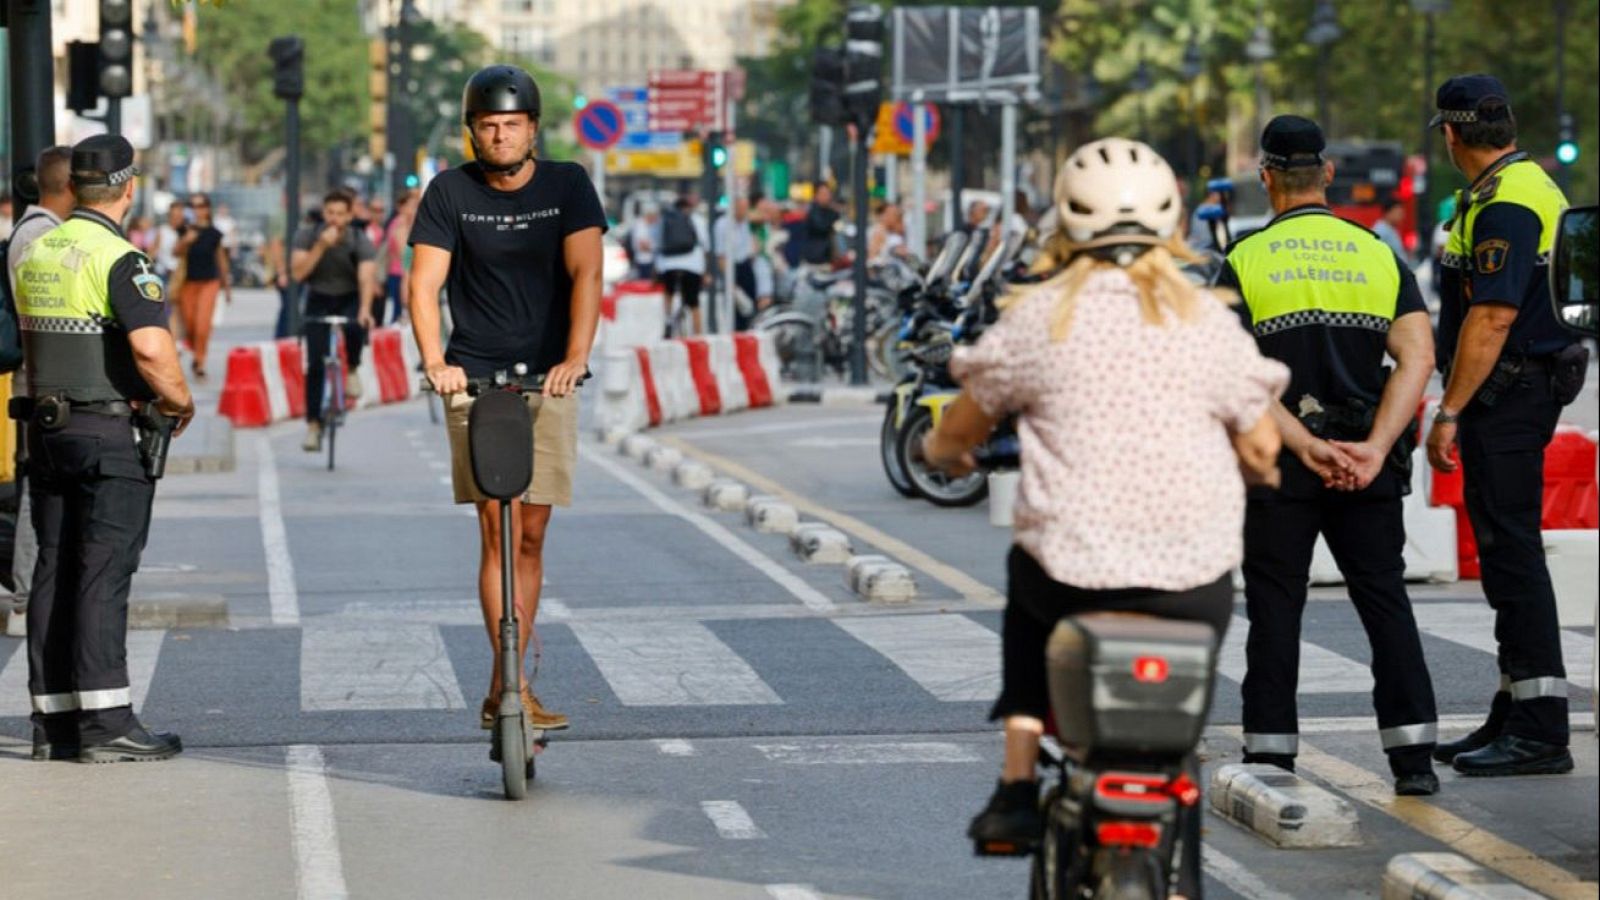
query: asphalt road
0 289 1594 900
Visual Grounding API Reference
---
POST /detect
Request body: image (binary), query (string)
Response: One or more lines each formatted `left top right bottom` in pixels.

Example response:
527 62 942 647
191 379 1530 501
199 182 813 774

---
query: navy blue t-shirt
1437 202 1572 371
409 160 607 377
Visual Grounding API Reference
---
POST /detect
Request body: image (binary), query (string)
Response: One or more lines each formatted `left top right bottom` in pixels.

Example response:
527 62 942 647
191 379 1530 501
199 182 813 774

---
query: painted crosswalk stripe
300 625 467 711
765 885 822 900
833 614 999 702
1217 615 1373 695
753 741 984 765
654 739 697 757
701 800 767 840
1414 602 1594 689
570 620 781 706
0 630 165 717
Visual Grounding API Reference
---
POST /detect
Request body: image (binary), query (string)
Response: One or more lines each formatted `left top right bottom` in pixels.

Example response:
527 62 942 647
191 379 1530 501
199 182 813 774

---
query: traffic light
98 0 134 99
710 140 729 170
67 41 102 113
1556 112 1580 166
368 38 388 159
810 46 849 127
843 3 885 127
268 35 305 101
573 94 588 110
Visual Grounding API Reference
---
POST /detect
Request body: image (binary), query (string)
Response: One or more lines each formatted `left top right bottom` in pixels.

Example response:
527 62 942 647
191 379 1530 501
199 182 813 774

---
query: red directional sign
646 69 743 133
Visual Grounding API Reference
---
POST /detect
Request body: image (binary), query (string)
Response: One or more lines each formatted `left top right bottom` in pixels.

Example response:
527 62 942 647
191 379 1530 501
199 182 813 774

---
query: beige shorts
446 391 579 506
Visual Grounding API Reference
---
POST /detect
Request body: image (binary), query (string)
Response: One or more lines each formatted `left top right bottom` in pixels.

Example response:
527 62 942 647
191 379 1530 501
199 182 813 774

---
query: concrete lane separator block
791 523 853 564
129 592 230 629
746 496 800 534
673 460 716 491
703 478 750 512
1209 763 1362 848
846 554 917 603
620 433 657 461
645 445 684 472
1381 853 1547 900
598 426 631 446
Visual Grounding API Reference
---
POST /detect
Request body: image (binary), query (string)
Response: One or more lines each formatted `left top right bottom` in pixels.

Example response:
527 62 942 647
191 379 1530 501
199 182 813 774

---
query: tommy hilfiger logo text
460 209 560 231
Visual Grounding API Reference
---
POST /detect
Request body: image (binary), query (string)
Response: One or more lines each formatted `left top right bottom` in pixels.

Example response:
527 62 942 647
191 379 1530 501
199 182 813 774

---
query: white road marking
437 476 452 486
765 886 822 900
581 447 836 612
256 433 300 627
654 738 697 757
300 625 467 711
1414 602 1594 689
833 614 999 702
541 599 572 620
286 744 350 900
0 630 164 716
788 436 879 449
569 620 781 706
1217 614 1373 694
1291 712 1595 734
700 800 767 840
427 461 448 471
1203 845 1295 900
677 415 879 439
753 741 983 765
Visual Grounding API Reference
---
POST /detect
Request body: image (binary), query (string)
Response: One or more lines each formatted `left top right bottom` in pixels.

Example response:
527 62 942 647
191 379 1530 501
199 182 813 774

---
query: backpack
660 209 699 256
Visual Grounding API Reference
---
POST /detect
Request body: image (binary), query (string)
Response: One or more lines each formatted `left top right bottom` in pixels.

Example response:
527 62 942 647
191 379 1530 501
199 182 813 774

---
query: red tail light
1132 656 1169 683
1096 773 1169 804
1167 773 1201 807
1096 821 1163 848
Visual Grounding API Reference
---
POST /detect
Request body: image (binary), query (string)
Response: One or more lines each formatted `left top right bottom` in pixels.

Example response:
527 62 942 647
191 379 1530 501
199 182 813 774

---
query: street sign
574 100 625 151
892 102 940 145
606 86 683 151
646 69 742 133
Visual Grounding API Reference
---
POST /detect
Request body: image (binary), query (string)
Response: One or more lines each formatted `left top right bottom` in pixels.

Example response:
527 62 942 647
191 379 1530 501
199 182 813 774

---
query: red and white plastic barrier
598 332 781 436
218 325 417 427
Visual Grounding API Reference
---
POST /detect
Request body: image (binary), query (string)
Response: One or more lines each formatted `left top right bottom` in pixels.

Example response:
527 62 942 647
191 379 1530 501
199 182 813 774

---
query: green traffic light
1556 141 1580 165
405 174 420 188
711 146 728 168
574 94 588 110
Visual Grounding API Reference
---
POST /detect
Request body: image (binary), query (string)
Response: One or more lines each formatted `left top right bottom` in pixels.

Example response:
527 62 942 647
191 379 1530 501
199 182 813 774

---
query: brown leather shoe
479 696 495 731
521 686 569 731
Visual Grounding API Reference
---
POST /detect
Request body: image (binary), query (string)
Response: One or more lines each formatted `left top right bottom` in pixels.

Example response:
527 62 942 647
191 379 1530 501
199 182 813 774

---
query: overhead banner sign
891 6 1041 104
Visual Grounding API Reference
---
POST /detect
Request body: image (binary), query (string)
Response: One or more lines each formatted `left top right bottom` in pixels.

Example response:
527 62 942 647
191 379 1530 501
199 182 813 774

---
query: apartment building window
500 0 535 12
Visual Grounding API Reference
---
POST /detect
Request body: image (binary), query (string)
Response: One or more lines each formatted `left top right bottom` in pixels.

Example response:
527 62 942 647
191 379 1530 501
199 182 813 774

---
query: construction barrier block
1547 529 1599 628
256 340 292 423
1210 763 1362 849
633 346 663 428
733 333 772 408
217 346 272 427
649 340 698 422
1543 428 1599 530
705 334 750 413
1381 853 1545 900
678 337 723 417
276 339 306 420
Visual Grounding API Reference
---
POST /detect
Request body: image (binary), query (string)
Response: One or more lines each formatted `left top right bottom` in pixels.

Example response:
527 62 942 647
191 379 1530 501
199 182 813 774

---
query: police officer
1217 116 1441 796
1425 75 1582 777
12 135 195 763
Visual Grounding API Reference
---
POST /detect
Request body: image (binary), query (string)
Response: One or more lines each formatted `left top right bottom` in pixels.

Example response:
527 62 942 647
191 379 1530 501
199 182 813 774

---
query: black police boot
1434 691 1510 763
1389 747 1440 796
1452 735 1573 777
1241 752 1295 772
78 724 183 764
968 779 1042 856
30 714 81 762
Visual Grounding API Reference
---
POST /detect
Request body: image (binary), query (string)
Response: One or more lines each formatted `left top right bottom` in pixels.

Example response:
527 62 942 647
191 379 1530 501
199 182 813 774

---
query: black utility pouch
1551 343 1590 407
33 396 70 431
1474 355 1525 408
8 396 34 422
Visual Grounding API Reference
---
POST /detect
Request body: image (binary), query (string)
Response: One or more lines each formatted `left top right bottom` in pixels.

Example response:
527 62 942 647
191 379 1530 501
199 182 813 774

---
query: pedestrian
714 195 758 329
291 189 380 452
749 193 779 311
629 203 660 280
1373 200 1409 261
799 182 840 267
365 197 387 250
1425 74 1586 777
379 190 418 324
657 195 708 336
867 202 909 265
0 194 13 240
1216 115 1442 796
922 138 1287 897
12 134 195 763
152 200 185 284
4 145 75 642
173 192 230 378
408 64 604 733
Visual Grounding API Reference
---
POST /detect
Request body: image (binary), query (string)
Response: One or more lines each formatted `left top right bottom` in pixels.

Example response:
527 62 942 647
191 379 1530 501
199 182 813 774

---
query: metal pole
107 98 123 137
849 129 869 385
1000 103 1017 233
724 99 738 332
949 104 964 233
884 153 897 204
819 125 833 184
1555 0 1570 193
702 134 719 335
6 0 55 198
285 97 303 336
590 149 606 212
911 95 927 255
1418 12 1436 258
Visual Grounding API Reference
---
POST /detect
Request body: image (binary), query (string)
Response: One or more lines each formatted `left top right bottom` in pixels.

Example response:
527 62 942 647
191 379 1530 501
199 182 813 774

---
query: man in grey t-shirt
289 190 379 451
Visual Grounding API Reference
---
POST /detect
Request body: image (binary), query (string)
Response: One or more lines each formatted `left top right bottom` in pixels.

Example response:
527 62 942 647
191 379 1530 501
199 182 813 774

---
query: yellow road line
1294 741 1597 900
656 435 1005 606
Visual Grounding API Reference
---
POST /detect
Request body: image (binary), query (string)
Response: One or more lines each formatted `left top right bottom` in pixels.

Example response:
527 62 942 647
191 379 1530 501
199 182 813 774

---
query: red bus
1324 141 1426 254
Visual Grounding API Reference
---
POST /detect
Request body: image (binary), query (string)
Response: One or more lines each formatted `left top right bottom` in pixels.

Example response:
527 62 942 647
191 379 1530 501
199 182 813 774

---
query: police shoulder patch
132 273 165 302
1475 238 1511 275
1473 175 1502 203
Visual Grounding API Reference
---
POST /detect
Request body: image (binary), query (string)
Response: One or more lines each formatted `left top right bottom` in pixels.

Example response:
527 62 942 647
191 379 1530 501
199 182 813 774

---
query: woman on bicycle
923 138 1288 898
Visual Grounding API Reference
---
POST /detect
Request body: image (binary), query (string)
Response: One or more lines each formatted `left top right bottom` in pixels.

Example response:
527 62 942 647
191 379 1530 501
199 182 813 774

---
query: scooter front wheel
496 715 528 800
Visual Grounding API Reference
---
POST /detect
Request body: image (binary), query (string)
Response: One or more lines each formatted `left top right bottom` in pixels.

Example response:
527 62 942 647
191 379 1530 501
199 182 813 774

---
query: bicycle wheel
324 365 341 471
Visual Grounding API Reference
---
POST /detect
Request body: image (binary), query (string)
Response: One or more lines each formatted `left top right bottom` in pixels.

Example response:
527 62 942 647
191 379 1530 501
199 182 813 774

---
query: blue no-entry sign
892 102 941 146
575 100 625 151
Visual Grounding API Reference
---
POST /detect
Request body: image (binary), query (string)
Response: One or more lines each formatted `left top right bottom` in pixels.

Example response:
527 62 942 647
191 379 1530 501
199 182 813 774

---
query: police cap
71 134 140 187
1428 74 1513 129
1260 115 1326 170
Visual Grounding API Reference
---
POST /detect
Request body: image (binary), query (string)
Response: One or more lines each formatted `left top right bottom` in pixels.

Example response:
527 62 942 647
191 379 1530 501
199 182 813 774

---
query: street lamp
1411 0 1450 257
1305 0 1341 130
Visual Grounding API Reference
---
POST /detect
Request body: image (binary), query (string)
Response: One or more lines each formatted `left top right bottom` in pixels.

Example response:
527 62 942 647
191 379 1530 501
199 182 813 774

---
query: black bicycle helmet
462 65 542 126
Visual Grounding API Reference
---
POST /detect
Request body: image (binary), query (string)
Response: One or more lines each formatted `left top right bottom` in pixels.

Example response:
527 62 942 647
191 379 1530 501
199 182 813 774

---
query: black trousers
26 413 156 744
1459 369 1568 745
304 291 368 424
1241 487 1438 773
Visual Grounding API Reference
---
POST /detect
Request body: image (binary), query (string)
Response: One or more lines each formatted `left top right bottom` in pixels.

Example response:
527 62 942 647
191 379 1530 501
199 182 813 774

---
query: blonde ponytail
1003 235 1223 342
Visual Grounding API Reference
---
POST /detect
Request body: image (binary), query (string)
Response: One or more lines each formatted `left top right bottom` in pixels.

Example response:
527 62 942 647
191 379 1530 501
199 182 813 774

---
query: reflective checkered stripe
19 314 108 334
1228 209 1403 327
1446 159 1566 268
1254 309 1392 337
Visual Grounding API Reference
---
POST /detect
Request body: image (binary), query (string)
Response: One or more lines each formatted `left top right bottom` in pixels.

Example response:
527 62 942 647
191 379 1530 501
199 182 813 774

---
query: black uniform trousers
1458 367 1568 745
1241 475 1438 775
26 412 156 744
304 290 367 425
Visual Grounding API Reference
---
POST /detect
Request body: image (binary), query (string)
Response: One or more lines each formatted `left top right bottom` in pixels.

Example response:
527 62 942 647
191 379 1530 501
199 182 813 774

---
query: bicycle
305 315 353 471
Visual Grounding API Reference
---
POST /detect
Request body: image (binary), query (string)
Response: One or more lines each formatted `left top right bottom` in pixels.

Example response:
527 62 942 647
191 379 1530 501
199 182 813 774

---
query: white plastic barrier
647 340 697 423
705 334 750 413
1545 530 1598 628
1308 448 1459 585
610 285 667 349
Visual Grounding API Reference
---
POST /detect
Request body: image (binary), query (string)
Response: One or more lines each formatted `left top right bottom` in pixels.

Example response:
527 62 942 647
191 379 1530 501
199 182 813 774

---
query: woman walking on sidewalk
174 193 231 378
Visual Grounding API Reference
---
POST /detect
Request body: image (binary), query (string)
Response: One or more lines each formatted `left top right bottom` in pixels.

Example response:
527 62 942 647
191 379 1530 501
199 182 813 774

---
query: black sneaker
1435 692 1511 763
968 779 1042 856
1394 772 1440 796
1452 735 1573 777
79 725 183 764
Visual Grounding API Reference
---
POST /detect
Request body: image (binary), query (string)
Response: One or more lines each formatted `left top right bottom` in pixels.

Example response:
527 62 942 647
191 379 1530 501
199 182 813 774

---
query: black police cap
71 134 140 187
1429 74 1512 129
1260 115 1326 170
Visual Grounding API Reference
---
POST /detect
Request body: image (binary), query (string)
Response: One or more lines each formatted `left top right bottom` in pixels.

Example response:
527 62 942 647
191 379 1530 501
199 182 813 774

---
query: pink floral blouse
951 269 1289 591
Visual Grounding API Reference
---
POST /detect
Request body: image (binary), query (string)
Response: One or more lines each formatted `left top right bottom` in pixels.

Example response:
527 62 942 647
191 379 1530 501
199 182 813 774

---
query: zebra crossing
0 602 1592 721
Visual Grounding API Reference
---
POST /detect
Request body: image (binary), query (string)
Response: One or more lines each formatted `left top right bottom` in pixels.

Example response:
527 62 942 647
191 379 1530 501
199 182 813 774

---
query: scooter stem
498 500 520 697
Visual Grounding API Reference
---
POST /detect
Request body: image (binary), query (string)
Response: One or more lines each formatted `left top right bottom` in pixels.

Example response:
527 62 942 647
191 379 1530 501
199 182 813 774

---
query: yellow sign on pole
871 102 911 156
603 140 758 178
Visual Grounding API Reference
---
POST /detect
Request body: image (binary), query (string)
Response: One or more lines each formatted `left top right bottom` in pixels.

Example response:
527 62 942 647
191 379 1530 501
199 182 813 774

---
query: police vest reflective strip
1227 209 1403 333
13 216 142 402
1443 158 1567 271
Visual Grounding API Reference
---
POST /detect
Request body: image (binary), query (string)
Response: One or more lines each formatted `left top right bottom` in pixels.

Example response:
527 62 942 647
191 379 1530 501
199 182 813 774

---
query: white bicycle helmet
1054 138 1182 264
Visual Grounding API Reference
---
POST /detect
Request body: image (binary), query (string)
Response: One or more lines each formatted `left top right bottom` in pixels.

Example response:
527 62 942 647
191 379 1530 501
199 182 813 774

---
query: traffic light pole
106 98 122 136
284 96 303 336
702 134 720 334
6 0 55 203
849 126 869 385
1555 0 1570 193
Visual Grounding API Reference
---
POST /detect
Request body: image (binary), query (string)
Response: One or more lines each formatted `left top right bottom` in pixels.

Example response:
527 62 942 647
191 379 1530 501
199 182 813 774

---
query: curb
673 460 716 490
846 554 917 603
1209 763 1362 848
620 433 658 461
746 496 800 534
790 523 853 564
644 445 684 472
702 478 750 512
1381 853 1546 900
784 385 890 406
128 593 230 630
